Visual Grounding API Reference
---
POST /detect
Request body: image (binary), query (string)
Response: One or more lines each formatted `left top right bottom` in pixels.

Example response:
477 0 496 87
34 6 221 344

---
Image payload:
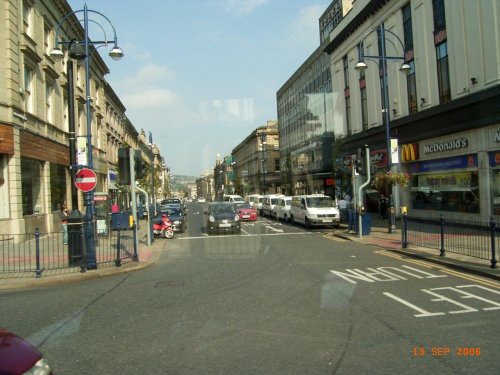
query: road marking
383 292 446 318
178 232 312 240
375 250 500 289
265 225 284 233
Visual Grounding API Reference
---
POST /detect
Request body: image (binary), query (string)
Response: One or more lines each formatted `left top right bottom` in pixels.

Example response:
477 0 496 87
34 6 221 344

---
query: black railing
402 214 498 269
0 225 138 279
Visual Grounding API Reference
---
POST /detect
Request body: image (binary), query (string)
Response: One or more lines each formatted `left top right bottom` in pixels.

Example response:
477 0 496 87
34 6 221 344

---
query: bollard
132 224 138 261
402 212 408 249
115 229 121 267
490 217 497 269
439 214 445 257
67 210 84 267
35 228 41 278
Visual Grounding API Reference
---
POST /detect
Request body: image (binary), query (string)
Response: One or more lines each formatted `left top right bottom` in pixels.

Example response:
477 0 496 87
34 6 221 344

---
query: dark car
0 328 52 374
159 206 186 232
161 198 186 212
205 202 241 235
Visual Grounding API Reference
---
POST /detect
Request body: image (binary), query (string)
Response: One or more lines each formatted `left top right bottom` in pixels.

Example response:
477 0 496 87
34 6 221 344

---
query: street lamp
260 132 267 195
355 23 409 233
50 4 123 268
148 131 156 217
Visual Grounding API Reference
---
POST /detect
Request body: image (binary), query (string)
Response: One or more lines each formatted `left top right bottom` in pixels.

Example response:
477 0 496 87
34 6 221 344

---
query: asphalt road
1 202 499 374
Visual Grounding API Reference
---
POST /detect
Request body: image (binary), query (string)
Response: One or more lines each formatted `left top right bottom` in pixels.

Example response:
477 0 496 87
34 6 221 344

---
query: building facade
322 0 500 220
232 121 280 195
0 0 165 235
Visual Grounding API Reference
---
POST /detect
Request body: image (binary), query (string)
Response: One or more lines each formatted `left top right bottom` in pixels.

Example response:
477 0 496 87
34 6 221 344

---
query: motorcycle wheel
163 229 174 239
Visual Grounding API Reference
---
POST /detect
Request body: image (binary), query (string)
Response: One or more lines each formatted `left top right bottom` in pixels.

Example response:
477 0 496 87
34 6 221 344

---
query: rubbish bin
354 212 372 235
67 210 83 266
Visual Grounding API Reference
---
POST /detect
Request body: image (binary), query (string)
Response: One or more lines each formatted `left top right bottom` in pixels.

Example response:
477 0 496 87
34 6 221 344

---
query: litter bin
67 210 83 266
354 212 372 235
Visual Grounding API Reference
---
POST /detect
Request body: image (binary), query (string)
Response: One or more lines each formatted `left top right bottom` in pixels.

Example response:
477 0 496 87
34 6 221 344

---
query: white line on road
178 232 312 240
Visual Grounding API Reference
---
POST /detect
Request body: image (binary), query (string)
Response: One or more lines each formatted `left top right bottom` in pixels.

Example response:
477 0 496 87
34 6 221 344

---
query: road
1 202 498 374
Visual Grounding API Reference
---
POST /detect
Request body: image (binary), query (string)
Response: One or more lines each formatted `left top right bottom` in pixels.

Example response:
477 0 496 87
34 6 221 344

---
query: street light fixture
355 23 409 233
50 4 123 269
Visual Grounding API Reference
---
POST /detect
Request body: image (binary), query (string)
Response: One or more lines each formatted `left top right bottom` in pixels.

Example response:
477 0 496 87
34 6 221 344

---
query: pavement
1 215 498 291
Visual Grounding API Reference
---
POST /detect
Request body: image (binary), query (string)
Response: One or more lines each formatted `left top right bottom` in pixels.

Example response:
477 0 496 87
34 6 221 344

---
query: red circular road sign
75 168 97 192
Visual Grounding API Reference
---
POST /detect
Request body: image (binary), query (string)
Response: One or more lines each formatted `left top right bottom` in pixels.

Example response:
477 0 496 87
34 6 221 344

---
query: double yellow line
374 249 500 289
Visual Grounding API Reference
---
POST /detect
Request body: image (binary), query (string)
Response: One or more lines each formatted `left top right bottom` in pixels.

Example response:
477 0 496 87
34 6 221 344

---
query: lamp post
355 23 410 233
50 5 123 268
260 132 267 195
148 132 156 217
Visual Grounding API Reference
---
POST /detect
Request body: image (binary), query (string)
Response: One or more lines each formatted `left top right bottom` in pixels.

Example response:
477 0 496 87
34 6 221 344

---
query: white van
223 194 244 204
261 194 284 217
245 194 264 211
290 194 340 228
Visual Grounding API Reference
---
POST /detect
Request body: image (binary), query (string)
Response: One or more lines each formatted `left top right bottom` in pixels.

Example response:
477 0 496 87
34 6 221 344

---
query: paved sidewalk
333 214 500 281
0 224 166 291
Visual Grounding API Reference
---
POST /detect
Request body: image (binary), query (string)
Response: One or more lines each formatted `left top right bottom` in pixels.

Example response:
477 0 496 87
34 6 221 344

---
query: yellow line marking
375 250 500 289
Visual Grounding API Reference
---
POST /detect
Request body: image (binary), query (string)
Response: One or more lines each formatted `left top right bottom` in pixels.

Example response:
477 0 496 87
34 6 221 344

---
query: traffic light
118 147 131 185
355 147 367 175
134 150 147 179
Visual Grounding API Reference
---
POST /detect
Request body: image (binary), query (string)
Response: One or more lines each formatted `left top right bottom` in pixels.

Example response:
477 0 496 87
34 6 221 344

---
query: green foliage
372 171 410 193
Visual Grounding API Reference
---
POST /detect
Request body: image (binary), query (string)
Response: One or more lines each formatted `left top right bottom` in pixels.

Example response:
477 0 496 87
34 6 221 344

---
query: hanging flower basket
372 171 410 193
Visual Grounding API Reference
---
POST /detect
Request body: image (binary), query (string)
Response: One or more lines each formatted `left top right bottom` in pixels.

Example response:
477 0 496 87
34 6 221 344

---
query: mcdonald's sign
401 143 419 162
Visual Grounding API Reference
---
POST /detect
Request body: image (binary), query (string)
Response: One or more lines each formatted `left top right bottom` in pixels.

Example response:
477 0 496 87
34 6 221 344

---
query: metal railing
0 225 138 278
402 214 498 268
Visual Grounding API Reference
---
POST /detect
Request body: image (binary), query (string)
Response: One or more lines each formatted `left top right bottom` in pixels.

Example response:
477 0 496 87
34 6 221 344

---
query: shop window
0 155 9 219
50 163 67 212
492 169 500 216
21 157 44 216
411 171 479 213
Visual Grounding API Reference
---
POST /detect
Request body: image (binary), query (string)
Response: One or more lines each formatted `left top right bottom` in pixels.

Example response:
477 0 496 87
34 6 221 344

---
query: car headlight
208 215 215 222
24 358 52 375
309 214 317 218
173 220 181 224
234 215 240 221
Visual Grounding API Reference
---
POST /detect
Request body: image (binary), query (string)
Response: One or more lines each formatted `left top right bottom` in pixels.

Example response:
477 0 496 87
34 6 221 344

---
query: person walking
338 196 348 223
60 203 69 245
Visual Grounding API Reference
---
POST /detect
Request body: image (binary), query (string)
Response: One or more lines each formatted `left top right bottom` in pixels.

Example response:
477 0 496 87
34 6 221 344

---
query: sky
67 0 331 177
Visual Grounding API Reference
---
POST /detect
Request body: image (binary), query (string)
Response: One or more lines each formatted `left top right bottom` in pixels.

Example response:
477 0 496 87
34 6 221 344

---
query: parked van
245 194 264 211
261 194 284 217
290 194 340 228
222 194 244 204
272 196 293 222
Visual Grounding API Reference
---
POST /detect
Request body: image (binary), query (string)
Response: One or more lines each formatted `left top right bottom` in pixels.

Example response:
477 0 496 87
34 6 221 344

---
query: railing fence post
490 217 497 269
80 224 87 273
439 214 445 257
115 229 121 267
402 212 408 249
35 228 42 278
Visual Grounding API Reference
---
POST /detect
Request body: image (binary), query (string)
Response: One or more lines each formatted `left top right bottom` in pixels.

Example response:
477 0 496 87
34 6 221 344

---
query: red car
0 328 52 374
234 202 257 221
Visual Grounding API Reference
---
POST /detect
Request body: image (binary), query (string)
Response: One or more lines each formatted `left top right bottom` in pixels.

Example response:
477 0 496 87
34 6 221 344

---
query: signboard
75 168 97 192
76 136 87 166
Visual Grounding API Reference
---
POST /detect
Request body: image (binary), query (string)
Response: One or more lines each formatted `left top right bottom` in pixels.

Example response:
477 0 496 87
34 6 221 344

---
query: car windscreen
212 205 235 214
306 197 335 208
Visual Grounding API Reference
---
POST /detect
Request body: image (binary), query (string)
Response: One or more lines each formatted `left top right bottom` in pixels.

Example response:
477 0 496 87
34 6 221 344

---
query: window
406 60 417 114
46 83 54 124
50 163 67 212
345 96 351 135
274 159 280 172
23 1 33 37
436 42 451 104
23 65 34 113
343 56 349 89
402 4 413 52
0 155 8 219
44 21 53 55
360 87 368 130
432 0 446 33
21 157 43 216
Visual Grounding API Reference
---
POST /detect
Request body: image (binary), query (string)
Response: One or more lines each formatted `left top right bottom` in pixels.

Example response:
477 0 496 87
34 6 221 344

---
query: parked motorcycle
153 215 174 239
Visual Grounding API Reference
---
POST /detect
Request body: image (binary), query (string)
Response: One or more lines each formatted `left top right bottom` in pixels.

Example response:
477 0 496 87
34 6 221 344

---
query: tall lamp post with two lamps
355 23 410 233
50 4 123 268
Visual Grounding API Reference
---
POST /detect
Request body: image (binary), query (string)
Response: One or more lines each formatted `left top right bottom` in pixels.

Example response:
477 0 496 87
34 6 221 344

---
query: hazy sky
67 0 331 176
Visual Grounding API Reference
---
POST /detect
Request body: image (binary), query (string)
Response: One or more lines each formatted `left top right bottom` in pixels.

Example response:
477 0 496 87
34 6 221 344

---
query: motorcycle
153 216 174 239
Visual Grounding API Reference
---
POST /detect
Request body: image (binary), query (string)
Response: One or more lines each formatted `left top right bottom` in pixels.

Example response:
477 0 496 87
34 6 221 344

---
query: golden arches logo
401 144 419 162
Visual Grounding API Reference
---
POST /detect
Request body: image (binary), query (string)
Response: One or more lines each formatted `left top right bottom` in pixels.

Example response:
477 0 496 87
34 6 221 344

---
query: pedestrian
338 196 348 223
60 203 69 245
379 195 388 219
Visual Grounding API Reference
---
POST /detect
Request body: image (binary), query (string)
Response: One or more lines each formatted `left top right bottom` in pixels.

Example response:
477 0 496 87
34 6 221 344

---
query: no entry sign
75 168 97 192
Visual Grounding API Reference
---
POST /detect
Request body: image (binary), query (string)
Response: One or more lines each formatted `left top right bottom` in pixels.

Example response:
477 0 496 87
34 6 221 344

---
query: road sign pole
75 168 97 269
